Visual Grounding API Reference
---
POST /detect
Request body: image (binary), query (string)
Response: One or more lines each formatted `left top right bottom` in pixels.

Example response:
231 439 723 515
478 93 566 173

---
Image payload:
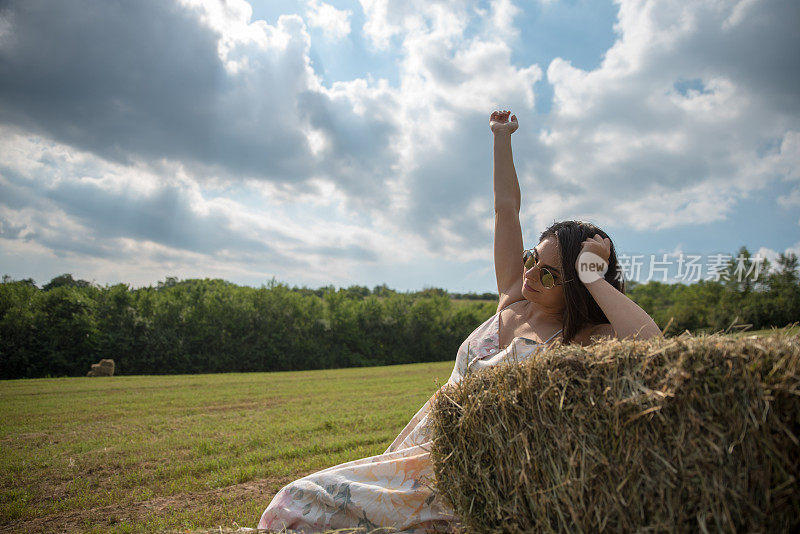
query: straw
427 330 800 533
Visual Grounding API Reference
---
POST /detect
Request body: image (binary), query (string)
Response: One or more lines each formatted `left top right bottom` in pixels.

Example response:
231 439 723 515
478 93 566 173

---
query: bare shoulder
496 299 529 348
574 323 616 347
496 287 524 314
497 298 527 320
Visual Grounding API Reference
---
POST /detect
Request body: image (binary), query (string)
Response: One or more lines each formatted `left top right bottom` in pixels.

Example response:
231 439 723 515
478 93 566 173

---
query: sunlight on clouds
521 188 582 235
359 0 395 49
1 204 91 250
1 0 798 290
605 0 697 74
246 178 345 208
777 187 800 209
740 131 800 187
360 0 448 50
82 237 277 287
483 0 522 39
305 127 330 156
0 125 417 286
450 40 541 109
547 58 594 116
0 126 163 196
0 206 36 241
666 77 743 119
358 0 542 248
0 0 548 284
775 131 800 181
539 0 800 231
322 76 396 116
306 0 352 41
178 0 304 74
218 178 424 269
614 181 738 231
722 0 758 30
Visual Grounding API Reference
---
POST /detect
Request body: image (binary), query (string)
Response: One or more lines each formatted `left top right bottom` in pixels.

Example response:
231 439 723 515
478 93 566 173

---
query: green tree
764 252 800 328
43 273 92 291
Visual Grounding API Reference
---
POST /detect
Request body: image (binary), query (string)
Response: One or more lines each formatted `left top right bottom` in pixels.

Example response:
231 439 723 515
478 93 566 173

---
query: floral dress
257 308 563 533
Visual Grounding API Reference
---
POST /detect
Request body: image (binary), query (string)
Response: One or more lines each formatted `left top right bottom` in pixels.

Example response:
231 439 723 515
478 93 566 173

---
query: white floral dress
257 309 563 533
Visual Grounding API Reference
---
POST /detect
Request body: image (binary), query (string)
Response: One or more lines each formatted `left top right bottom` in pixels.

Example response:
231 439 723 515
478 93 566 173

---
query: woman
488 109 662 348
256 111 662 532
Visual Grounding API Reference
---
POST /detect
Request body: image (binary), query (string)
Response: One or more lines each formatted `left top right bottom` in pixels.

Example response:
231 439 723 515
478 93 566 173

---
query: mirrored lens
524 252 536 270
525 256 536 269
541 269 555 288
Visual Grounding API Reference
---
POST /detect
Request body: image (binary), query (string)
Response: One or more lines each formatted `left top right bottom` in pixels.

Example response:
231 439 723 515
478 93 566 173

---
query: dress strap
542 328 563 344
497 299 522 314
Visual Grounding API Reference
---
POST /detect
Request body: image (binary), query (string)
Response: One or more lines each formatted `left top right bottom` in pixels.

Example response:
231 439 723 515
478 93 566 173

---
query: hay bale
428 331 800 533
87 358 115 377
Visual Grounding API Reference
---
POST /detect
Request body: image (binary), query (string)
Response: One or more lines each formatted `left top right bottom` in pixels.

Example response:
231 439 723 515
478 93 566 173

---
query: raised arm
490 111 524 313
577 235 664 341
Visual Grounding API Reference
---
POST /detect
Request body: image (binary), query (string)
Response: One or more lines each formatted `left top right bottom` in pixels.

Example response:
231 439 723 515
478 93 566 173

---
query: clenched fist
490 110 518 136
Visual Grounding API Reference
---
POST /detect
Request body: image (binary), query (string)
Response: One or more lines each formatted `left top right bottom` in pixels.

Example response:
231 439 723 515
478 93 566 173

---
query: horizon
6 244 786 293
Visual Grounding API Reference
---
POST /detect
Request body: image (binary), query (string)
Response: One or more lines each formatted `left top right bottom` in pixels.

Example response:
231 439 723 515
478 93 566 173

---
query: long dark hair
538 220 625 344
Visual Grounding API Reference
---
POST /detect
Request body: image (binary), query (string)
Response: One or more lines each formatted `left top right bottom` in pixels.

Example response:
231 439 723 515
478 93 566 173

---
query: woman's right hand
490 110 518 135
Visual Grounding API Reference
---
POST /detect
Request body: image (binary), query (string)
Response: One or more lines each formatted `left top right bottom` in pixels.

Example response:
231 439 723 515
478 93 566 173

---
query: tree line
0 247 797 379
625 248 799 335
0 277 497 379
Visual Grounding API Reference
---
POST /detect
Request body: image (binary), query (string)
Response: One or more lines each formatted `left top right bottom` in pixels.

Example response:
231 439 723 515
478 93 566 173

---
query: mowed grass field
0 360 454 533
734 324 799 337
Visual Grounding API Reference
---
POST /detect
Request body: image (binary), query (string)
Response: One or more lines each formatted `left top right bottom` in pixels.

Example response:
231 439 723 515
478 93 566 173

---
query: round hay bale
87 358 115 377
427 331 800 533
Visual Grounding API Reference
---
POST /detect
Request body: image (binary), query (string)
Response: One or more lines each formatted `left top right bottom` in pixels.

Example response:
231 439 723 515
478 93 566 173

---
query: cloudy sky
0 0 798 292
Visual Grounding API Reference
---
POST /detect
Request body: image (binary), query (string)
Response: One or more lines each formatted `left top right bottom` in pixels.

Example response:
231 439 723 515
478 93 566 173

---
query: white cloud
722 0 758 30
338 0 542 257
534 0 800 232
2 0 799 290
178 0 295 72
359 0 428 50
756 241 800 273
485 0 522 39
306 0 352 41
772 130 800 181
777 187 800 209
0 120 463 289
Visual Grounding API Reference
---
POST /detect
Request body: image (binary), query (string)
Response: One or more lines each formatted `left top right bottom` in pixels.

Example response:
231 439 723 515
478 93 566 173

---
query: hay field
0 361 453 533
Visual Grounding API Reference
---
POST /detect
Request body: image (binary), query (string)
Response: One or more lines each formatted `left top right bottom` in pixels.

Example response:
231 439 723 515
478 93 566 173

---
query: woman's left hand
575 234 611 285
580 234 610 262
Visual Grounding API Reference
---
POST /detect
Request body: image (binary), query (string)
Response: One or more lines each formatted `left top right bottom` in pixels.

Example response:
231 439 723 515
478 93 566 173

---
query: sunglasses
522 248 571 289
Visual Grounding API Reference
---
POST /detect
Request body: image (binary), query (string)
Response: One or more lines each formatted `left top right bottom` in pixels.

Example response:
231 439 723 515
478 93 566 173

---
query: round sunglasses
522 248 572 289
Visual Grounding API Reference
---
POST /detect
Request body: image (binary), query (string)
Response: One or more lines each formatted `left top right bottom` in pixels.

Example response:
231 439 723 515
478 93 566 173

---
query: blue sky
0 0 798 292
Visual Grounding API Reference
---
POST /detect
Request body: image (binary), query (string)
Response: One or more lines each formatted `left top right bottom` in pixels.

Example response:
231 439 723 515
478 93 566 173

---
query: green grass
754 324 798 336
730 324 799 337
0 361 454 533
450 298 495 308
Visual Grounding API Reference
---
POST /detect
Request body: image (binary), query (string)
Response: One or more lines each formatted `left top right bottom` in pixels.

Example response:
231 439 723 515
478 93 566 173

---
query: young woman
256 110 662 533
488 109 662 350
